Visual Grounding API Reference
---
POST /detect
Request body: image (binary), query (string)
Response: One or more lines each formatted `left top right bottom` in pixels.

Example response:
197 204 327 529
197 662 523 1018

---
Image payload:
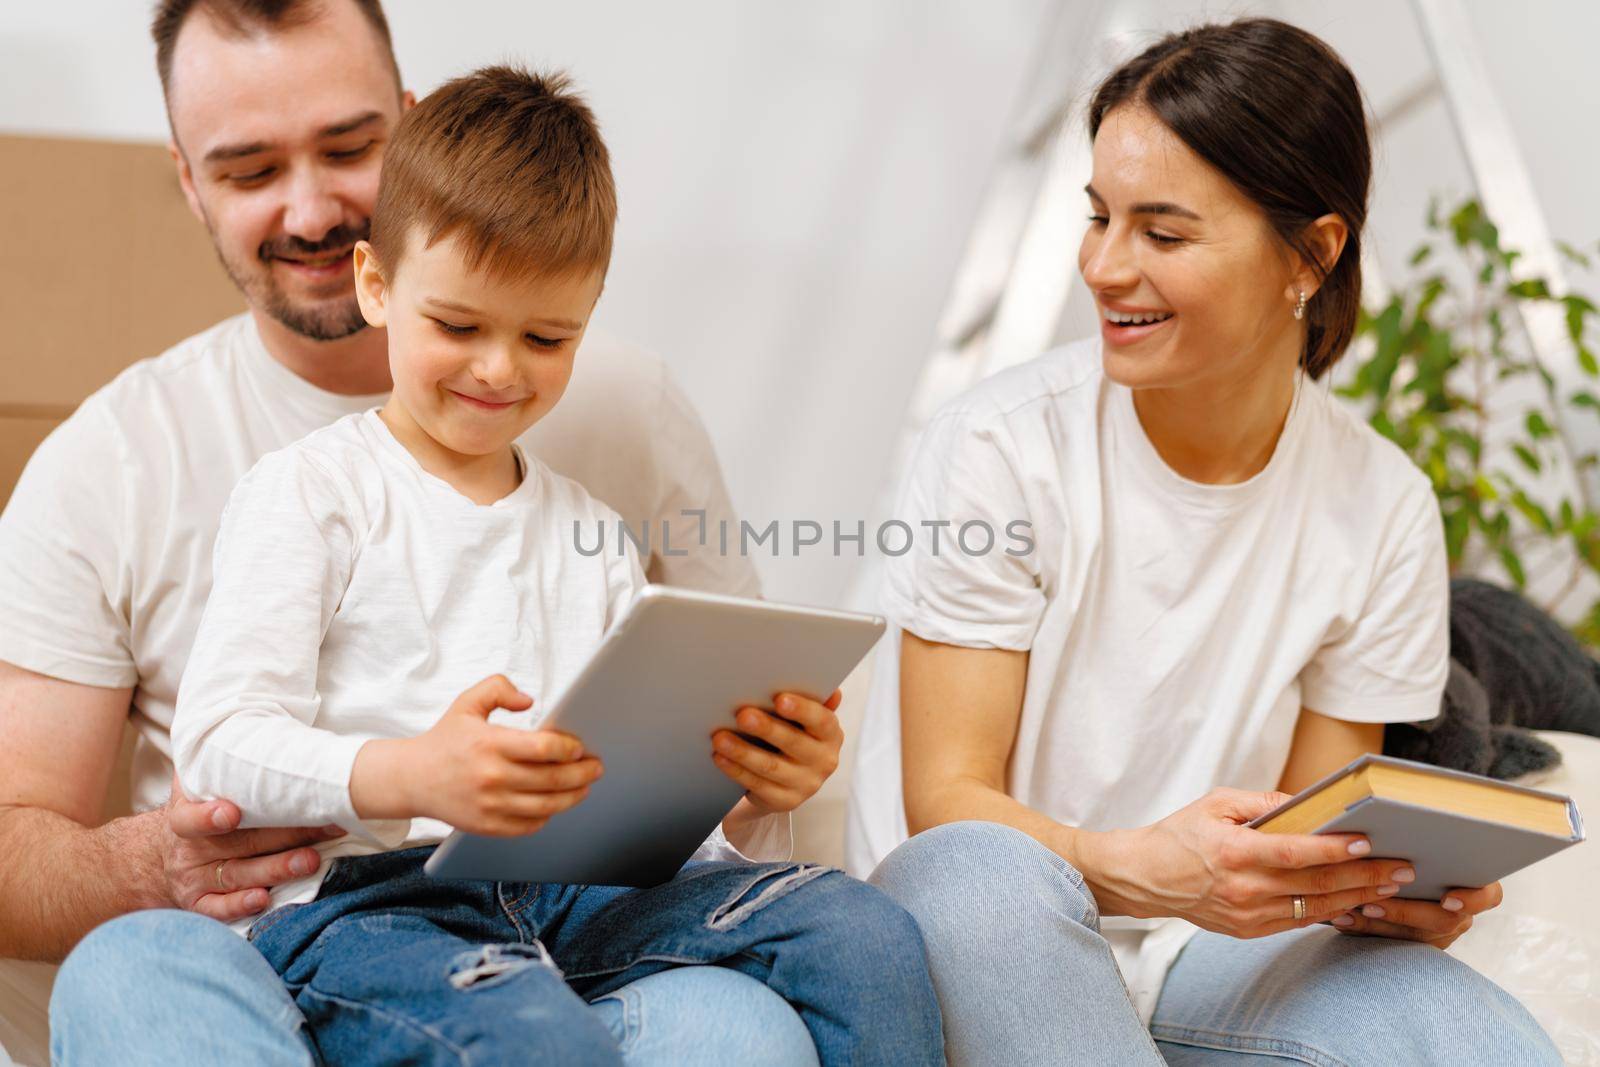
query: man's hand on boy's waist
158 771 347 922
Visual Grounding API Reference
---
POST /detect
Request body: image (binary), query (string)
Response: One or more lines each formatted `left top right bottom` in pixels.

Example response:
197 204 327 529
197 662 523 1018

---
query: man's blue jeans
51 909 820 1066
208 847 936 1065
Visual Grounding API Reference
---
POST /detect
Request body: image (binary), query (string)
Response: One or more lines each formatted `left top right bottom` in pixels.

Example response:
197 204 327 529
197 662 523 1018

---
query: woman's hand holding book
1327 879 1499 948
1083 787 1421 938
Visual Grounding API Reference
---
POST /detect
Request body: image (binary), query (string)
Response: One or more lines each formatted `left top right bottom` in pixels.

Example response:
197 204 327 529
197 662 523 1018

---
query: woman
847 18 1559 1065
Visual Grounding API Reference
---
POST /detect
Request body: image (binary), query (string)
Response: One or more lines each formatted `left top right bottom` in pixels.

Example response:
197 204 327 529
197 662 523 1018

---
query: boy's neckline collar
361 408 537 510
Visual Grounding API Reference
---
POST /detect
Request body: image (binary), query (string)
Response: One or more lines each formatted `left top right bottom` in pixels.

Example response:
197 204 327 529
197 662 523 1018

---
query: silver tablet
424 585 885 886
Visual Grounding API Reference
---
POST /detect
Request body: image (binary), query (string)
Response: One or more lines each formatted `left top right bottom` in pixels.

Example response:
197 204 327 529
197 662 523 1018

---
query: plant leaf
1499 545 1527 587
1558 240 1594 269
1510 490 1555 534
1443 506 1471 563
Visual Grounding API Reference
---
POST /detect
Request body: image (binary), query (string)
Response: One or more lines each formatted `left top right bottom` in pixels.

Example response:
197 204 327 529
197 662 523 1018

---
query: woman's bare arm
1276 709 1383 795
899 633 1413 930
899 632 1155 916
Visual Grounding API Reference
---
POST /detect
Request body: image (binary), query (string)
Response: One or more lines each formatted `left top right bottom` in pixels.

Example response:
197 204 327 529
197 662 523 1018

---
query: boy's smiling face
354 228 604 462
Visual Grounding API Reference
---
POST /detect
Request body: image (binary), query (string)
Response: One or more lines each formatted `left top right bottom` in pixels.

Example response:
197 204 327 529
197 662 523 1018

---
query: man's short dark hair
151 0 401 103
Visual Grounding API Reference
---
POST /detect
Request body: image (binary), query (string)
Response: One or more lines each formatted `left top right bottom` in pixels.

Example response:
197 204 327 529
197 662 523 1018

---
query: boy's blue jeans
244 847 941 1066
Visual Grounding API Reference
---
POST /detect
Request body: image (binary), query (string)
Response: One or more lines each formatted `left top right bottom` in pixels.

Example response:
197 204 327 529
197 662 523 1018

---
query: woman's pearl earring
1293 290 1308 321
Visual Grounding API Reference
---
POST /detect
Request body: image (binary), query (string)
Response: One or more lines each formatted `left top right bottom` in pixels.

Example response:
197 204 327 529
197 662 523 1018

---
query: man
0 2 814 1063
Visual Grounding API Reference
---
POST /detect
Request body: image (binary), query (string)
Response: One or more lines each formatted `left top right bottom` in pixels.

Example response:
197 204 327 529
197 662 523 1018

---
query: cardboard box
0 133 243 506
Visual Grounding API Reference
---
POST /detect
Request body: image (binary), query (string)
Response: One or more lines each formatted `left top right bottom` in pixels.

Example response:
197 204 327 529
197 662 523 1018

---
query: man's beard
210 220 372 342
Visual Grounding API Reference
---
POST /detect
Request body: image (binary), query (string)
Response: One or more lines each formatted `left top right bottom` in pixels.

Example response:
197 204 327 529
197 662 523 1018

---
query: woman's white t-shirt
846 337 1449 1021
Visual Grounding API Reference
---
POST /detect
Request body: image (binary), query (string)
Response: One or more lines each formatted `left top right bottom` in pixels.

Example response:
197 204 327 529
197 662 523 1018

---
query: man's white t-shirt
171 411 781 929
845 337 1448 1021
0 313 761 816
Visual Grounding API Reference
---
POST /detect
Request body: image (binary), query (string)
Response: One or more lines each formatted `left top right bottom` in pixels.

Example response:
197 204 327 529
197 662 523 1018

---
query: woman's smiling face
1077 104 1306 393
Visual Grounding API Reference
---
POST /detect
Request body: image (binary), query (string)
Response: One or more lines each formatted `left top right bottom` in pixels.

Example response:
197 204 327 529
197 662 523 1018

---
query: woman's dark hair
1088 18 1370 380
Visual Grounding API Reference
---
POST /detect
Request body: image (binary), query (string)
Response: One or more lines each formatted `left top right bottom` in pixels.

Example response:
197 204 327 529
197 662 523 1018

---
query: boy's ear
352 241 389 328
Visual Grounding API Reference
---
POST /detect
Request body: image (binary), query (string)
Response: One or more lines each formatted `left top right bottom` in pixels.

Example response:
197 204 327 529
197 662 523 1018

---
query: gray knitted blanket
1383 579 1600 779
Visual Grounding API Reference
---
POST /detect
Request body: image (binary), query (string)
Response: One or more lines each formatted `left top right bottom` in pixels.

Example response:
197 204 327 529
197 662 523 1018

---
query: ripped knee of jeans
447 940 562 991
707 864 831 932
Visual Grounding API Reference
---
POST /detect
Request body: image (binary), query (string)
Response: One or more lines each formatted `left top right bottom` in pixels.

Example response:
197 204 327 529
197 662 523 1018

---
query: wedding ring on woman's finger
1292 895 1307 921
215 859 228 892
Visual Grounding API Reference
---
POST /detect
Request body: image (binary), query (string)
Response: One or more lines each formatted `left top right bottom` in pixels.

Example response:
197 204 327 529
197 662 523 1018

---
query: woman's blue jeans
52 848 941 1066
871 820 1562 1066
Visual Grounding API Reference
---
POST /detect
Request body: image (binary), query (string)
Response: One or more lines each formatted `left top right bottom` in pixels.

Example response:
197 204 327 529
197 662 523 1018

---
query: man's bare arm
0 659 162 960
0 660 340 962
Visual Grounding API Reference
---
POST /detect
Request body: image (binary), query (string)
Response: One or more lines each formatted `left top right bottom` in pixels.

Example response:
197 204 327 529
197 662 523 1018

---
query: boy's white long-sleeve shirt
173 410 788 925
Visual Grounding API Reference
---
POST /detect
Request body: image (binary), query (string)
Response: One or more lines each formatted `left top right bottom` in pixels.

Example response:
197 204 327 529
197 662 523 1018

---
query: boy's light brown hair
369 65 617 284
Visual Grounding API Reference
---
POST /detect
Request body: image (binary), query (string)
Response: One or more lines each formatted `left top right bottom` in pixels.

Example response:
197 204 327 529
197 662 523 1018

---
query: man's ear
168 139 206 225
401 89 416 113
352 241 389 329
1289 213 1349 301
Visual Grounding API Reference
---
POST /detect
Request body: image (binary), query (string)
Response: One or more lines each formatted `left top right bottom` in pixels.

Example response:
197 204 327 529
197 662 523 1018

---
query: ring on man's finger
215 859 228 891
1292 894 1306 921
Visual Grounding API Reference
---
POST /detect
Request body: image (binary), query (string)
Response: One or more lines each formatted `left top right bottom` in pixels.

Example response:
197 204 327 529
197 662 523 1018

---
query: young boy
171 67 941 1066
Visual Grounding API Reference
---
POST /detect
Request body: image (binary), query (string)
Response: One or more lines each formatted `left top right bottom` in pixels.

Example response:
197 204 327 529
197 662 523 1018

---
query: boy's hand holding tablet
716 688 845 844
349 674 603 837
348 663 846 846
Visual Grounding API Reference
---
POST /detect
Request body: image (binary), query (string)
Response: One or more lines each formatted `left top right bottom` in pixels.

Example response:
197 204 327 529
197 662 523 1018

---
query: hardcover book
1248 754 1584 900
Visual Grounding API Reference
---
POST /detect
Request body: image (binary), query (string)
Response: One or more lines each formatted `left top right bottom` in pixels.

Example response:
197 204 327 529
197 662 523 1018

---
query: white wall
3 1 1598 604
0 0 1048 604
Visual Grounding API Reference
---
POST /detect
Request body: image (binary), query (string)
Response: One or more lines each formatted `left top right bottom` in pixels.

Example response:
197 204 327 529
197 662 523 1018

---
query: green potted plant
1339 199 1600 642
